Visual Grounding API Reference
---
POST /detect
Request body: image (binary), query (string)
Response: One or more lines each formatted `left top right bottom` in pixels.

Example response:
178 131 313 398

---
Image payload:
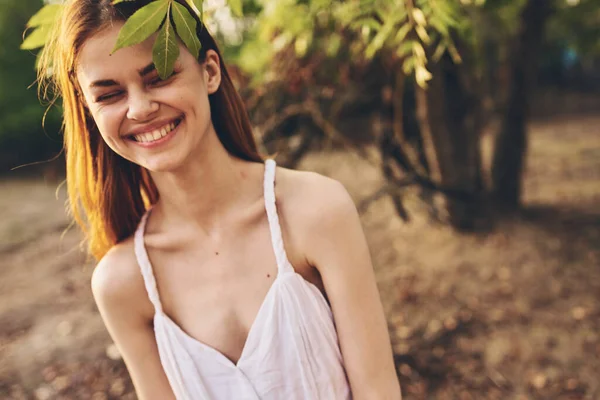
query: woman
39 0 401 398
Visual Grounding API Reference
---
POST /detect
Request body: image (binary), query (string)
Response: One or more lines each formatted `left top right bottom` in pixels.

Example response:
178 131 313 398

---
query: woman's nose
126 90 159 121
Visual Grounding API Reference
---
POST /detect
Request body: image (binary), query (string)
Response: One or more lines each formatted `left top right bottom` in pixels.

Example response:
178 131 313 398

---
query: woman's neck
148 129 262 233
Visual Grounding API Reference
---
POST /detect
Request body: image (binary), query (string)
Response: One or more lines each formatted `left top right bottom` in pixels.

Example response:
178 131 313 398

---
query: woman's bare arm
91 243 176 400
299 176 401 399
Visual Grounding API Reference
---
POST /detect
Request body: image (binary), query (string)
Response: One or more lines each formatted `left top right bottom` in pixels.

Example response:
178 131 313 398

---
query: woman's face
76 22 221 172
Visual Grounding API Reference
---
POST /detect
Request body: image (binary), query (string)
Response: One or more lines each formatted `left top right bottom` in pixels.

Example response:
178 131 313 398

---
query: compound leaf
112 0 169 54
152 7 180 79
172 1 201 59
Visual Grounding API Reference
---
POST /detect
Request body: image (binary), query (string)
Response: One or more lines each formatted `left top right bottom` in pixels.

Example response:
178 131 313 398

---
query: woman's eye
148 76 163 86
148 71 177 87
95 91 122 102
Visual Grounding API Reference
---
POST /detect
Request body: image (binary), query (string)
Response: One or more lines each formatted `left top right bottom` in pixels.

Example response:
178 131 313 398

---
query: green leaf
412 8 427 27
294 31 312 57
21 25 50 50
26 4 62 28
182 0 202 17
185 0 203 17
112 0 169 54
396 40 414 58
172 2 201 59
412 41 426 60
431 41 447 62
393 23 412 45
430 17 450 36
415 65 432 88
228 0 243 17
349 17 382 31
402 57 415 75
447 40 462 64
365 14 398 59
152 8 180 79
112 0 138 4
415 25 431 44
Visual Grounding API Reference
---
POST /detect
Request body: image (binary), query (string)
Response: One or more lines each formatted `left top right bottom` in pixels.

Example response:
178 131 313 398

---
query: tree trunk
380 69 410 222
414 53 484 230
491 0 553 211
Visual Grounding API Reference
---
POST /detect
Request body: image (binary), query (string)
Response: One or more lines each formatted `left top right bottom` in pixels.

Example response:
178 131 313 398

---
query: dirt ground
1 114 599 400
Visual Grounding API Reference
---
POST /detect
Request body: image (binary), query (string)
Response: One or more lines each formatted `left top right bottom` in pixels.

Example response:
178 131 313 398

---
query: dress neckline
133 159 294 367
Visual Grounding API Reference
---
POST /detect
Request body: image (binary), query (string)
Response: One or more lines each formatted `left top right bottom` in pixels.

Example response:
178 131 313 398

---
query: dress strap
263 159 293 274
134 210 163 313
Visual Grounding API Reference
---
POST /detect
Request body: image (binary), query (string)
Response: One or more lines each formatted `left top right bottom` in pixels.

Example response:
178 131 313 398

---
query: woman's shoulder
274 165 359 239
91 237 154 320
273 164 363 275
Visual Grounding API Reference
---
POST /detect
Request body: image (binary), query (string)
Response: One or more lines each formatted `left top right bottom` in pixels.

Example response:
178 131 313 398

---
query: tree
491 0 554 211
223 0 593 228
1 0 61 172
21 0 597 225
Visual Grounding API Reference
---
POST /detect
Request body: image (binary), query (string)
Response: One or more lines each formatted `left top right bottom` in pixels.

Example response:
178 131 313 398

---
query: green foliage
21 0 242 80
2 0 61 171
172 1 201 59
26 3 62 27
20 0 480 88
223 0 472 88
185 0 203 17
21 23 51 50
152 6 180 79
20 3 61 50
112 0 170 55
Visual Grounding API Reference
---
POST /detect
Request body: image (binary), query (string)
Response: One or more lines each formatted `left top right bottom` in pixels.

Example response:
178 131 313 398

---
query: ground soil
1 114 599 400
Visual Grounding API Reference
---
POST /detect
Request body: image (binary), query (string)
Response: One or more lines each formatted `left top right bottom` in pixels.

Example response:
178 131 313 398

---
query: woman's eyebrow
138 62 156 77
89 62 157 88
90 79 118 88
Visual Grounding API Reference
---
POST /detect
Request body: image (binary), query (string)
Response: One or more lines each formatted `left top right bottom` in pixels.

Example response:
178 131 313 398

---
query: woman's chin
139 154 187 173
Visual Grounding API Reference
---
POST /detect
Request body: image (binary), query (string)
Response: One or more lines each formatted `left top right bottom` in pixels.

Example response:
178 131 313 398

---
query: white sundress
134 159 352 399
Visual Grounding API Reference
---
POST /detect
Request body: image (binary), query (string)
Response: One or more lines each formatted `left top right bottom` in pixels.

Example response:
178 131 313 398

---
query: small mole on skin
267 274 271 278
215 252 219 255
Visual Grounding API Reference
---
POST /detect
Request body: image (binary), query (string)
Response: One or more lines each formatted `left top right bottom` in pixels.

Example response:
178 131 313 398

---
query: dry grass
1 115 599 399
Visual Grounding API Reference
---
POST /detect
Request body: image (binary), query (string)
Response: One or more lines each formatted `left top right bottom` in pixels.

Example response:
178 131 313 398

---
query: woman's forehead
76 23 157 85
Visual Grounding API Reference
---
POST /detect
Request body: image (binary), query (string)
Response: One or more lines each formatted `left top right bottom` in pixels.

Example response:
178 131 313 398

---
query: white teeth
131 121 177 143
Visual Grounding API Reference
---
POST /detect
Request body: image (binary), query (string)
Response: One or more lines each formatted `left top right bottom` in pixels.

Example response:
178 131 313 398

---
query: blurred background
1 0 599 399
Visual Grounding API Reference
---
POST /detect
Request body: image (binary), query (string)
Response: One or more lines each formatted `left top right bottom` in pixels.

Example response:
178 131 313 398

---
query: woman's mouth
128 117 183 145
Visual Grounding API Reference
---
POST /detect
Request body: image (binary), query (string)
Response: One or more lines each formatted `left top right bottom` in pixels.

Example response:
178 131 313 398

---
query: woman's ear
203 49 221 94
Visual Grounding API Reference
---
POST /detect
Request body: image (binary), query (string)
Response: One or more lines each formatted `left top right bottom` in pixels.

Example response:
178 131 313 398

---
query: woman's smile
125 116 183 148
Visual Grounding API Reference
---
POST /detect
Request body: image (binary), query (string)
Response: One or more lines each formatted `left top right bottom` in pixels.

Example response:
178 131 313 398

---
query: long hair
38 0 262 260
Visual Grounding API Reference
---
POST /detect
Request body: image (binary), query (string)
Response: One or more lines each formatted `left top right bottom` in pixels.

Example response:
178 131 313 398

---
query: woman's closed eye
147 71 177 87
93 72 177 102
95 91 123 103
148 76 164 86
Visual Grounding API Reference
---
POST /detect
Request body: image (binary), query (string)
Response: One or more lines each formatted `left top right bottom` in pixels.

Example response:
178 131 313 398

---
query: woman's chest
146 221 321 363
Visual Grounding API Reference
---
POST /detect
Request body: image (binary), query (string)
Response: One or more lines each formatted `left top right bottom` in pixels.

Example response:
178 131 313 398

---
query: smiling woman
75 21 220 173
34 0 401 399
38 0 261 259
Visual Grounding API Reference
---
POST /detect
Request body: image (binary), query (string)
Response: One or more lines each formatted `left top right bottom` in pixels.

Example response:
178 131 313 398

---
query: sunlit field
1 113 599 400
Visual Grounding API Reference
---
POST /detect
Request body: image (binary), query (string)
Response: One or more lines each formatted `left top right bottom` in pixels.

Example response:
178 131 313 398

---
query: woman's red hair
38 0 262 260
